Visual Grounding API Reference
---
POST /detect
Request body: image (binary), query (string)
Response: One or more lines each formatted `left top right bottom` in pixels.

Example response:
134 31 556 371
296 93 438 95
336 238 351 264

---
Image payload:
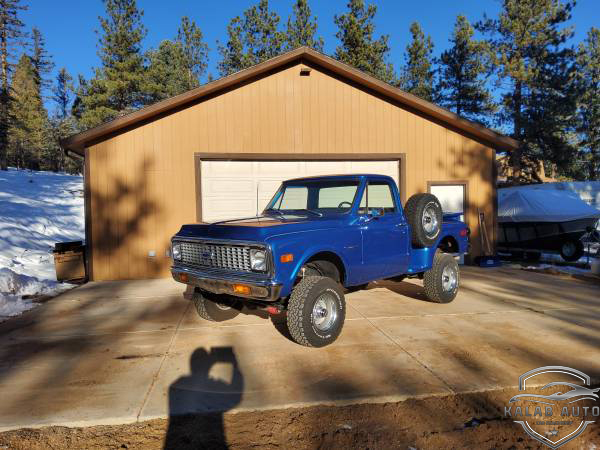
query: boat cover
498 187 600 223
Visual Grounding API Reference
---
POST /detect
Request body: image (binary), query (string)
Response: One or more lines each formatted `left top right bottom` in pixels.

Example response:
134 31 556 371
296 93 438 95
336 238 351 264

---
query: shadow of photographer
165 346 244 449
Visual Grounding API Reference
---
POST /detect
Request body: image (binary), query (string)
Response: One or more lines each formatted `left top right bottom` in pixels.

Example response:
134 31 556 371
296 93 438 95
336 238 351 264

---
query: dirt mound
2 389 599 449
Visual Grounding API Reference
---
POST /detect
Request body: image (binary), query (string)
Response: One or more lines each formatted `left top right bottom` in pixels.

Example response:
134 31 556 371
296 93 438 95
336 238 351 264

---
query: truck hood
174 215 345 242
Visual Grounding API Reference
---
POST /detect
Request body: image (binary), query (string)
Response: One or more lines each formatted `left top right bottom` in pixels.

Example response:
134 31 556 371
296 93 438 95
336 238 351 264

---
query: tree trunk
510 80 523 183
0 26 8 170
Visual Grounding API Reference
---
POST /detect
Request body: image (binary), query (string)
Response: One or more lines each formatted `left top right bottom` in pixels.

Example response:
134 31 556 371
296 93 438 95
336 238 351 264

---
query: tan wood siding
86 62 496 280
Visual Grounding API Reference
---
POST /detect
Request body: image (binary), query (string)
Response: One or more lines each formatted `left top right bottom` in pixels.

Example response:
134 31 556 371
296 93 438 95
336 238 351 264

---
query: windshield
265 179 360 215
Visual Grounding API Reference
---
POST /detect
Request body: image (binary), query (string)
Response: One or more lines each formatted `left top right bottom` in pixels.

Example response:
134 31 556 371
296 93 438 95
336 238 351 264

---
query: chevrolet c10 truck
171 174 469 347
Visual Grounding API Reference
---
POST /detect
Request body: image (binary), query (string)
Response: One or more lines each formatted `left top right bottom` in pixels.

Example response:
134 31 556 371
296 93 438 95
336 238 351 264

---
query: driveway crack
350 303 456 394
136 300 191 421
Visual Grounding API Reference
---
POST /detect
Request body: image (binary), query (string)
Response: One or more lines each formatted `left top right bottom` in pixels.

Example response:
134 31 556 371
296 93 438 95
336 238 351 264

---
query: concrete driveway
0 267 598 432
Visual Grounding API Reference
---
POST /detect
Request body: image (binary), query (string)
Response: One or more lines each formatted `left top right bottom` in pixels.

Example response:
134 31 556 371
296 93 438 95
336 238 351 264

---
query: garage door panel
203 198 257 222
203 178 254 195
255 161 304 176
200 159 400 222
257 180 283 204
304 161 353 175
350 161 398 183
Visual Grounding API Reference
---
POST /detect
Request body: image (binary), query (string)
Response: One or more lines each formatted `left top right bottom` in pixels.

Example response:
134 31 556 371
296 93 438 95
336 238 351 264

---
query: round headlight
172 242 182 260
250 249 267 271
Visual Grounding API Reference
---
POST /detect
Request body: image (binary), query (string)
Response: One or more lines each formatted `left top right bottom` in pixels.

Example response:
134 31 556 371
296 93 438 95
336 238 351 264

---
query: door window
359 181 397 215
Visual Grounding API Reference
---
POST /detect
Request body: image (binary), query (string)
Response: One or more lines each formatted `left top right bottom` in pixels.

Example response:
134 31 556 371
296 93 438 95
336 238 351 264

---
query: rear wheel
193 291 241 322
287 276 346 347
423 253 459 303
560 239 584 262
404 193 443 248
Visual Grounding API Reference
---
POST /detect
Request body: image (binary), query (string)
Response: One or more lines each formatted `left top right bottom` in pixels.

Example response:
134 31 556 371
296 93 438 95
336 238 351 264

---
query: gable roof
62 46 519 156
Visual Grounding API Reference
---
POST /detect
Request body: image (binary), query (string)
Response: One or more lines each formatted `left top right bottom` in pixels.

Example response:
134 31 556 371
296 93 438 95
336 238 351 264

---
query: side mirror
370 207 384 217
360 208 383 223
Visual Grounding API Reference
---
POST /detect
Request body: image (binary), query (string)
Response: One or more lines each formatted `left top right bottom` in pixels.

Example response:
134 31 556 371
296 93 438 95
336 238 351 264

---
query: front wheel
287 276 346 347
423 253 459 303
192 291 241 322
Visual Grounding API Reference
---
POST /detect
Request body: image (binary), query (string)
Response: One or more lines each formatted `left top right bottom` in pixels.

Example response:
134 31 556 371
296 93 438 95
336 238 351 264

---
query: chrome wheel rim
422 205 439 237
442 265 458 292
215 302 231 311
312 292 338 332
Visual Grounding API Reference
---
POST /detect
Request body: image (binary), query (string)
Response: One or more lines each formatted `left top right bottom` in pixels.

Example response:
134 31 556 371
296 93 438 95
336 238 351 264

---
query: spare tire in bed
404 193 443 248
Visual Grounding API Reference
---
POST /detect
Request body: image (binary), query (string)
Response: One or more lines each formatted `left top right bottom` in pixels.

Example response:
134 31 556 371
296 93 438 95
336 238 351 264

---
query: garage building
63 47 519 281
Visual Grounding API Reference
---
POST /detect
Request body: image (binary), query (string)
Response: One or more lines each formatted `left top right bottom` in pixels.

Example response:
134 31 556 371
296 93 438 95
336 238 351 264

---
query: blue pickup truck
171 174 469 347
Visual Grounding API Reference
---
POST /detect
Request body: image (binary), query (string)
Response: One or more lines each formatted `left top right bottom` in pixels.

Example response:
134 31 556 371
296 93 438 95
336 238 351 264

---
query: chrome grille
179 241 252 272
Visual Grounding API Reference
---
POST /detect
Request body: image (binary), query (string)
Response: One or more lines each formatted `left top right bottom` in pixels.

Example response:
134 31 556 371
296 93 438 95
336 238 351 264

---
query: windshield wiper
298 209 323 217
264 209 285 217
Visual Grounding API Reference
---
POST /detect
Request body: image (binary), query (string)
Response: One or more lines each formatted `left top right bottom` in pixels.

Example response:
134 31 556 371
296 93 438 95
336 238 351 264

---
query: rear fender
407 230 466 273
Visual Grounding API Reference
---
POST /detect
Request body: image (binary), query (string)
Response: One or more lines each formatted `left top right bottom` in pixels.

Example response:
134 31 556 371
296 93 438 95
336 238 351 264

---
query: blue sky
20 0 599 110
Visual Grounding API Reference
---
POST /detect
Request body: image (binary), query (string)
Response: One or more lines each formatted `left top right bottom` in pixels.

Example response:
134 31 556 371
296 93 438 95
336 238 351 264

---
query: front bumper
171 265 282 301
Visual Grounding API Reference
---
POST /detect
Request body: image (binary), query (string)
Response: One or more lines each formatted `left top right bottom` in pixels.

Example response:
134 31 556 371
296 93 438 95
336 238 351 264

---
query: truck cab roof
285 174 395 183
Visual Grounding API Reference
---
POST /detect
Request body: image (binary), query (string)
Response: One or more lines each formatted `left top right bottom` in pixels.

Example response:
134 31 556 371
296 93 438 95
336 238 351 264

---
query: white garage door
201 160 399 222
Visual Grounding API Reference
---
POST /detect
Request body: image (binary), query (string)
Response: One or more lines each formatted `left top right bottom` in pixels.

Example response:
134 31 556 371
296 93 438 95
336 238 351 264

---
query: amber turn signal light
179 273 189 283
280 253 294 263
233 284 251 295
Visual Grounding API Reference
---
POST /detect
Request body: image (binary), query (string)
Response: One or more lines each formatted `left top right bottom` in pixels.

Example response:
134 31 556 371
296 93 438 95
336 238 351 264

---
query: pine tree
53 67 73 120
285 0 323 52
71 74 88 121
49 67 82 173
218 17 245 77
333 0 396 84
577 28 600 180
8 54 48 169
0 0 27 170
79 0 147 128
218 0 285 77
401 22 435 102
176 16 208 85
437 15 494 123
30 27 54 96
146 40 191 100
477 0 577 182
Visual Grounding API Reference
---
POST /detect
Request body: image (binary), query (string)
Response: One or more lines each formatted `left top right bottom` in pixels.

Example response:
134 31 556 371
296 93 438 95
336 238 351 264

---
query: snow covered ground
0 168 84 318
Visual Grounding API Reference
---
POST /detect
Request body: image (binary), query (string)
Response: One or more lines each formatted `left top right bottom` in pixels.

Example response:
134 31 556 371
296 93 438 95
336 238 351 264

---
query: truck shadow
165 346 243 449
368 280 432 302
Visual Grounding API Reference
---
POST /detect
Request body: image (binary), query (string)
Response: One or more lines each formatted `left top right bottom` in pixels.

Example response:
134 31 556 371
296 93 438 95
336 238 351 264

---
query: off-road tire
287 276 346 347
404 193 443 248
423 252 459 303
193 291 240 322
560 239 584 262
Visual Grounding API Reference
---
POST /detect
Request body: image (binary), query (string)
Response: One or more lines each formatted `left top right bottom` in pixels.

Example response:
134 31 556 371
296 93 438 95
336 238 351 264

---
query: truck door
358 180 410 279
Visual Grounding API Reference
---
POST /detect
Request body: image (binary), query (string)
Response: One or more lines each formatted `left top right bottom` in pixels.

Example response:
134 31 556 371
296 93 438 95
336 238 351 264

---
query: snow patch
0 168 84 318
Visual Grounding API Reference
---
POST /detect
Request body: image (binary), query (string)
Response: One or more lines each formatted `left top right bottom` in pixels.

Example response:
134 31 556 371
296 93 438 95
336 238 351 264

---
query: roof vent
300 67 311 76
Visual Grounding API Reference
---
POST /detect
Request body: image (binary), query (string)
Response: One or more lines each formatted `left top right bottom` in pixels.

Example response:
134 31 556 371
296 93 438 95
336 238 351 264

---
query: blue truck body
171 174 468 300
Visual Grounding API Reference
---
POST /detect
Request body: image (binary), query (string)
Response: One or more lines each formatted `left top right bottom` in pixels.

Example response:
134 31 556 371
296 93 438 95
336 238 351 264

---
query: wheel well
438 235 459 254
303 251 346 284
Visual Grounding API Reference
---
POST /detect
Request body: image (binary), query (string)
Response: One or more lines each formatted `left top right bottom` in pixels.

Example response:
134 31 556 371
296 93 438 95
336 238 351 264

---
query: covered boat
497 187 600 261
